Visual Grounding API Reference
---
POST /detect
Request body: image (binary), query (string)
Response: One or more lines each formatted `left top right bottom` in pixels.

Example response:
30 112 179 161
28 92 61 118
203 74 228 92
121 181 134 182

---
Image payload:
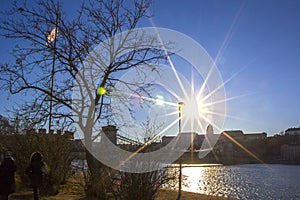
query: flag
46 27 58 46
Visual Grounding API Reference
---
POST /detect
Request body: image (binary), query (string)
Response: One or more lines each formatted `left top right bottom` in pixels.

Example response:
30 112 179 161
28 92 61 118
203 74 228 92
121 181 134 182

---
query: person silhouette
0 151 17 200
26 152 47 200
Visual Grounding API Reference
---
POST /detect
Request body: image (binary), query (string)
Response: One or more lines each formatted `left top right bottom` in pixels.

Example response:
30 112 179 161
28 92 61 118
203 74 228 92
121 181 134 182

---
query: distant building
281 144 300 161
162 135 175 146
217 130 245 158
221 130 244 140
206 124 214 135
161 124 214 150
245 132 267 141
219 130 266 143
285 127 300 136
216 130 267 162
194 134 205 149
162 132 202 150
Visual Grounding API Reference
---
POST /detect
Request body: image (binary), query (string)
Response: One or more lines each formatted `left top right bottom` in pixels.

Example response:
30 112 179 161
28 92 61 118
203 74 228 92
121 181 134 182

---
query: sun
183 99 202 120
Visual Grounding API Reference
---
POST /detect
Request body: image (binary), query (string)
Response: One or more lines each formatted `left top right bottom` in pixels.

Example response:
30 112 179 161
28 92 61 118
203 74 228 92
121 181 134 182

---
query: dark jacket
0 157 17 195
26 160 45 187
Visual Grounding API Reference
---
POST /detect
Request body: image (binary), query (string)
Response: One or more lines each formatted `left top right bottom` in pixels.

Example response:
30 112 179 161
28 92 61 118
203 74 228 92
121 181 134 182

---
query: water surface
176 164 300 199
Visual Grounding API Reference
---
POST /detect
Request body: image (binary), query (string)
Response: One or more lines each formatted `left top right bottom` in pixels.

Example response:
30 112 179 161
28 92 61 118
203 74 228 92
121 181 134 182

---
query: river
173 164 300 200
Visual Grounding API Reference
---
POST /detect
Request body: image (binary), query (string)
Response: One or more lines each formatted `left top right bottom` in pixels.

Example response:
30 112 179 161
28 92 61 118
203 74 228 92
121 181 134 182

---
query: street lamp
178 102 184 134
177 102 184 200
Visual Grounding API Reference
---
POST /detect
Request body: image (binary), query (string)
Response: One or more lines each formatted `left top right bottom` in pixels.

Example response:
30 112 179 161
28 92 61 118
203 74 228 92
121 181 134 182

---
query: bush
0 129 74 195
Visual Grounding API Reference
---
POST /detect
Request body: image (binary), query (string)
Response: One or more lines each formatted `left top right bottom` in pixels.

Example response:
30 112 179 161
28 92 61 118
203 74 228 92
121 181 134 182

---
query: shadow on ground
10 192 33 200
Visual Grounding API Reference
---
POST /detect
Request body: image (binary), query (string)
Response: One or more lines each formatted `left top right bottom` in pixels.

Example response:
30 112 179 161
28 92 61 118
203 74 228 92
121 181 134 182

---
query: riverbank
10 175 234 200
10 164 300 199
157 189 236 200
10 189 235 200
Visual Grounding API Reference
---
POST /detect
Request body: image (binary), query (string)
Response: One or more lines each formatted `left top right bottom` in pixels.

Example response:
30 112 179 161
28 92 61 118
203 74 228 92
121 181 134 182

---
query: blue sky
147 0 300 135
1 0 300 135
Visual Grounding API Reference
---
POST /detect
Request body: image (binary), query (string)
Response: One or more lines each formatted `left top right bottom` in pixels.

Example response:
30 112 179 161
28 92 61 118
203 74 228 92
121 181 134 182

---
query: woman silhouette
26 152 46 200
0 151 16 200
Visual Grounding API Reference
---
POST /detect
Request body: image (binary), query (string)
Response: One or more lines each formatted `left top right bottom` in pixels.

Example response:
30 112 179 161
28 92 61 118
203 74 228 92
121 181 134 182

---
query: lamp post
178 102 184 134
177 102 184 200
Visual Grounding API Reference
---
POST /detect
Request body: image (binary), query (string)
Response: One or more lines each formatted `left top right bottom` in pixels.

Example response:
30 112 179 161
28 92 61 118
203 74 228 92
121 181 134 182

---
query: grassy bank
11 190 235 200
10 175 235 200
11 189 235 200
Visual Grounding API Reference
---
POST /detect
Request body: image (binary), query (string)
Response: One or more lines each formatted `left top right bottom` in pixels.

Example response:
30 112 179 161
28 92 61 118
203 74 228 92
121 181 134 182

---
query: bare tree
0 115 14 135
0 0 167 198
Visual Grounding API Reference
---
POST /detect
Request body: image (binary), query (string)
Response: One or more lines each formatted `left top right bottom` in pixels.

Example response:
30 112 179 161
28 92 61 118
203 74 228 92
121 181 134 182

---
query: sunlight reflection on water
172 164 300 200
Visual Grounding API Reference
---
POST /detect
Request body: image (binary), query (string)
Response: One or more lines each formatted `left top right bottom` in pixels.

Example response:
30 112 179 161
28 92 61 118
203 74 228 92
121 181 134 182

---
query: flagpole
48 14 58 133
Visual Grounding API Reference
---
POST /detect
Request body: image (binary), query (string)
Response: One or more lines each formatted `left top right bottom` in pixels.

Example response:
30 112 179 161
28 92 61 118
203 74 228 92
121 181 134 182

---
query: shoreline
156 189 237 200
10 189 236 200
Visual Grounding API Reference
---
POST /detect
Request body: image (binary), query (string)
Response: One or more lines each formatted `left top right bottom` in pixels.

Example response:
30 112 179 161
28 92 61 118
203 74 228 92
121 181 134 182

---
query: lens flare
97 86 106 96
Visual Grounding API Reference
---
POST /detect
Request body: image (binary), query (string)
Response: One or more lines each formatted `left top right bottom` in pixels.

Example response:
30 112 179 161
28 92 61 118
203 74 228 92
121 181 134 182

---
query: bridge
92 128 143 146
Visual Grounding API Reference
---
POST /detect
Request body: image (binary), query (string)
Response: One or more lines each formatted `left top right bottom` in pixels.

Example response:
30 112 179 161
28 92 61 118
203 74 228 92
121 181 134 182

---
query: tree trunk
85 141 113 199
